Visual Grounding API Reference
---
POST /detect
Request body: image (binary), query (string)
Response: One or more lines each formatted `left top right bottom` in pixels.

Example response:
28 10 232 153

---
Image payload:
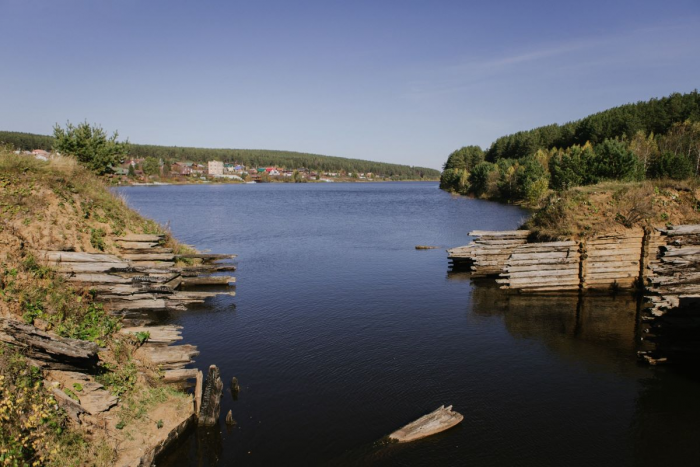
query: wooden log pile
581 231 643 291
497 241 581 293
447 230 528 277
37 232 237 385
450 230 646 293
640 225 700 365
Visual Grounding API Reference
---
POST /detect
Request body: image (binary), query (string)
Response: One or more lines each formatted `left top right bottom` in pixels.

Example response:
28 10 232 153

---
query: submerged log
388 405 463 443
198 365 223 426
0 318 99 371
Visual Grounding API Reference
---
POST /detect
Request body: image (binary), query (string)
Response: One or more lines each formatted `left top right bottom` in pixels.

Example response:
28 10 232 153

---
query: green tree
127 164 136 178
649 152 694 180
593 139 642 181
443 146 484 171
468 162 496 197
142 157 160 176
52 121 129 175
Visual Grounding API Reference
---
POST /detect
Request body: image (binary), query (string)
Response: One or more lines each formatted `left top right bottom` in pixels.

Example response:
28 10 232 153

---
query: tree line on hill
0 129 440 180
440 91 700 204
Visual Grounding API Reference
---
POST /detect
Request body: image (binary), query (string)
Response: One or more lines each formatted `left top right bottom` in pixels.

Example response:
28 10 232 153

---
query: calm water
116 182 700 466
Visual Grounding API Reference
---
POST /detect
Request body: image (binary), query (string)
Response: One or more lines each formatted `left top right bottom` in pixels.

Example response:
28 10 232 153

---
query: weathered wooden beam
198 365 223 426
55 262 131 273
122 253 175 261
162 368 199 384
64 273 131 284
180 276 235 287
175 253 237 261
114 241 159 250
388 405 463 443
118 234 165 242
39 251 123 263
0 318 99 371
469 230 530 237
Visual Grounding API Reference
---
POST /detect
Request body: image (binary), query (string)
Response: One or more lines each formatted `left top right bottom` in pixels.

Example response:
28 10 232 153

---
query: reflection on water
114 183 700 467
471 285 641 373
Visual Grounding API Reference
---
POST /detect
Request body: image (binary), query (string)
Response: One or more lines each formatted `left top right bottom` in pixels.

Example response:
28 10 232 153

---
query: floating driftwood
415 245 439 250
389 405 463 443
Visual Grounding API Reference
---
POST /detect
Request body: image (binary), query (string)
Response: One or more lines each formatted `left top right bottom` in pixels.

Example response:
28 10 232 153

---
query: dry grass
523 180 700 240
0 150 193 465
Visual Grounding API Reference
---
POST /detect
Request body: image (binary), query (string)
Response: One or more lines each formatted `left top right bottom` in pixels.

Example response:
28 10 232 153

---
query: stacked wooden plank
447 230 528 277
581 231 643 290
497 241 581 293
640 225 700 364
39 233 237 385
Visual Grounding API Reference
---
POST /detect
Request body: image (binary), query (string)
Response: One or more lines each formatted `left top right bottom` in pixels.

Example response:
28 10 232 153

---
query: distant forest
0 131 440 180
440 91 700 204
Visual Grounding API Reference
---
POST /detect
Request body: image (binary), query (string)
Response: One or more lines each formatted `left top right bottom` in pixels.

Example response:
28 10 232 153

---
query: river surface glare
116 182 700 467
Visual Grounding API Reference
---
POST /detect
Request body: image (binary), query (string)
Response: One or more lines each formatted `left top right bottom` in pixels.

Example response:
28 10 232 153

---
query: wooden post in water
198 365 223 426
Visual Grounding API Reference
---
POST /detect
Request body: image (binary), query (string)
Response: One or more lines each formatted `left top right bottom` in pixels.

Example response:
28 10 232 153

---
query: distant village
16 150 380 183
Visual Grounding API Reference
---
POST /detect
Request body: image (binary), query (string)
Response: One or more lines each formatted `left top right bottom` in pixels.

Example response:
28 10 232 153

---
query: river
115 182 700 466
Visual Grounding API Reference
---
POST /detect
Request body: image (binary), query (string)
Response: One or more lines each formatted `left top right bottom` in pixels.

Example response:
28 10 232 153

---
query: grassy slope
0 149 189 466
523 179 700 240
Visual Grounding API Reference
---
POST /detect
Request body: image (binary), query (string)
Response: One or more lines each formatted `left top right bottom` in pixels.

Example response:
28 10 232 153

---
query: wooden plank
176 254 237 261
181 276 236 286
501 269 580 278
119 247 173 255
122 253 175 261
39 251 122 263
114 241 158 249
505 264 580 273
389 405 463 443
163 368 199 384
118 234 165 242
55 262 131 273
64 273 131 284
469 230 530 237
130 261 175 268
505 277 580 286
509 252 579 260
0 318 99 371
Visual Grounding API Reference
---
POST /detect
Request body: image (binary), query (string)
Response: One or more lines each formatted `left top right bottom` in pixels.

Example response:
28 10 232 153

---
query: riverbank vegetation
440 91 700 206
0 147 190 465
0 129 440 181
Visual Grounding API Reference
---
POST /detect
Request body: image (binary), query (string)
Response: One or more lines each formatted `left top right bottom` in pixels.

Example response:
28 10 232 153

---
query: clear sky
1 0 699 169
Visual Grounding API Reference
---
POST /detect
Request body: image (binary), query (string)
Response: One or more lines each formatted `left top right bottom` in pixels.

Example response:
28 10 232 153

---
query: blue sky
1 0 699 169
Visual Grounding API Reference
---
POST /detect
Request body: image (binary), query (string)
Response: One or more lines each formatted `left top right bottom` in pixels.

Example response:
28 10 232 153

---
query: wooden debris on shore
447 230 528 277
640 225 700 365
198 365 223 426
45 370 118 416
0 318 99 371
36 233 236 382
388 405 463 443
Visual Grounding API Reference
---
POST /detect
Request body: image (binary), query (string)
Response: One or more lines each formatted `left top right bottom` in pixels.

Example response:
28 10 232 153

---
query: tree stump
225 410 236 426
